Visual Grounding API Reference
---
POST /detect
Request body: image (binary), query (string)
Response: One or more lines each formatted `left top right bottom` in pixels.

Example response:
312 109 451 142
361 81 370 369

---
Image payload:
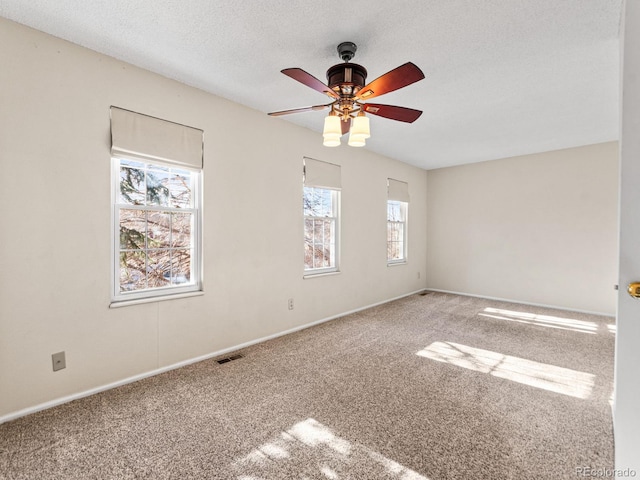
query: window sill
110 290 204 308
303 270 341 279
387 261 407 267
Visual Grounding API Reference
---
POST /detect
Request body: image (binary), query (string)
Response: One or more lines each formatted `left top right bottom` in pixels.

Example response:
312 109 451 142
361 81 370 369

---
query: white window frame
387 200 408 265
111 156 203 304
303 186 340 276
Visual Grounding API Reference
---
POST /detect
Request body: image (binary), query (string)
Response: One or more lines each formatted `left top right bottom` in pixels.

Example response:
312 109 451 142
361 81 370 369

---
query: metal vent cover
216 353 244 365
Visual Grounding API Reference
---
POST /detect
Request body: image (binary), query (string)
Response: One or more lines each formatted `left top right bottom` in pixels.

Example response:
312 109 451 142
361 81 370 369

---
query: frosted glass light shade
351 115 370 139
348 130 366 147
323 136 341 147
323 115 342 139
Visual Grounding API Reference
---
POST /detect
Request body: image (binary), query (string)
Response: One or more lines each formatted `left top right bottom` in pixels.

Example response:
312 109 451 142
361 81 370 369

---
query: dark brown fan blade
268 103 333 116
362 103 423 123
355 62 425 100
282 68 339 99
341 117 351 136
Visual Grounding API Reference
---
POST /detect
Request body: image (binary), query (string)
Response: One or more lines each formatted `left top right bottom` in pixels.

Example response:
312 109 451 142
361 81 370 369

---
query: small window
387 200 407 264
303 186 340 274
113 158 202 301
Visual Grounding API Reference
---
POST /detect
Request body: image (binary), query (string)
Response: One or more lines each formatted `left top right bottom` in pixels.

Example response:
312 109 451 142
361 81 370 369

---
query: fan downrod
337 42 357 62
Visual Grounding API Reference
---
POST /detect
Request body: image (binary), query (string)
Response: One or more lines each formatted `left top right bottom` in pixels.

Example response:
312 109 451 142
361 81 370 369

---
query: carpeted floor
0 292 615 479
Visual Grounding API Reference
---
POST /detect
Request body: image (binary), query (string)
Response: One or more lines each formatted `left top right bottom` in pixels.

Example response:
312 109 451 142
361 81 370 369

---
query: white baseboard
0 289 424 425
425 288 615 318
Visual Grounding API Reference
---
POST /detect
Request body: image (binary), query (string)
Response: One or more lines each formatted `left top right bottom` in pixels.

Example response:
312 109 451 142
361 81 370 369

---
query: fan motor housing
327 63 367 95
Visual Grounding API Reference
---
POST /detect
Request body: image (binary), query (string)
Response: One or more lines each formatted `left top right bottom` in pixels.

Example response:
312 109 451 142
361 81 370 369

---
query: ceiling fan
268 42 425 147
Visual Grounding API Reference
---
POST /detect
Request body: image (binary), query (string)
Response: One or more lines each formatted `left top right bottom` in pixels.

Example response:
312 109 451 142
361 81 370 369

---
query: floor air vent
217 353 244 365
419 291 432 296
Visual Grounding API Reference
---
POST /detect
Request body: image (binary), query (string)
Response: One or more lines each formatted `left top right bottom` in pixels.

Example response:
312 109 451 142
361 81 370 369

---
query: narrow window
387 200 407 263
387 179 409 264
303 158 341 276
304 186 339 272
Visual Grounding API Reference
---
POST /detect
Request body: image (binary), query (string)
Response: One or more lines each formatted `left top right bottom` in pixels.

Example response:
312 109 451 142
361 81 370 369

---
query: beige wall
426 142 619 314
0 18 428 419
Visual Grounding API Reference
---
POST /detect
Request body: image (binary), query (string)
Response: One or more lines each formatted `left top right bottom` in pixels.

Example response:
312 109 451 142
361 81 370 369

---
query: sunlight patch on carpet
478 307 599 334
234 418 430 479
417 341 594 399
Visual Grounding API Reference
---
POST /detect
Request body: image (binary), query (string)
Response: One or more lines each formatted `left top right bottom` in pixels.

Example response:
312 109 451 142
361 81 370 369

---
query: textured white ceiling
0 0 622 169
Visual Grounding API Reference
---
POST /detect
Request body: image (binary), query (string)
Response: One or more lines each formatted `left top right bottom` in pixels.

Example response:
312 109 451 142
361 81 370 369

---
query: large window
387 179 409 264
110 107 203 303
114 158 201 299
304 187 339 272
303 158 341 275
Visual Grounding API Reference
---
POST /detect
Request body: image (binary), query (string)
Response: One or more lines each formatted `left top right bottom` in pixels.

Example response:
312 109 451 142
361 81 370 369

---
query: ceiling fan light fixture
269 43 425 149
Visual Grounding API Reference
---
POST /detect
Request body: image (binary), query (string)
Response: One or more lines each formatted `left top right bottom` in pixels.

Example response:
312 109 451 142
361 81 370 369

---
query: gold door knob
628 282 640 298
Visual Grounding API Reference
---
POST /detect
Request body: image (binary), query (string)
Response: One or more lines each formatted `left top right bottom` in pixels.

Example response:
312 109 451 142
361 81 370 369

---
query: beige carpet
0 292 615 479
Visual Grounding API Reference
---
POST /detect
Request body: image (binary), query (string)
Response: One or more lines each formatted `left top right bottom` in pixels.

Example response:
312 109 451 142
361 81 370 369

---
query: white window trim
303 270 341 279
109 291 204 308
387 200 408 265
110 157 203 305
303 187 340 276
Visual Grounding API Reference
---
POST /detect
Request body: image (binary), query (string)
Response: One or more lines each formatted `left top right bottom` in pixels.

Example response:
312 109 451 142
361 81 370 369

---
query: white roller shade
388 178 409 202
303 157 341 189
110 107 203 169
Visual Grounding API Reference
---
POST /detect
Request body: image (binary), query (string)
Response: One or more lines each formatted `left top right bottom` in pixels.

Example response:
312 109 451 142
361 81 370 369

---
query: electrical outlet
288 298 294 310
52 351 66 372
417 272 421 279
